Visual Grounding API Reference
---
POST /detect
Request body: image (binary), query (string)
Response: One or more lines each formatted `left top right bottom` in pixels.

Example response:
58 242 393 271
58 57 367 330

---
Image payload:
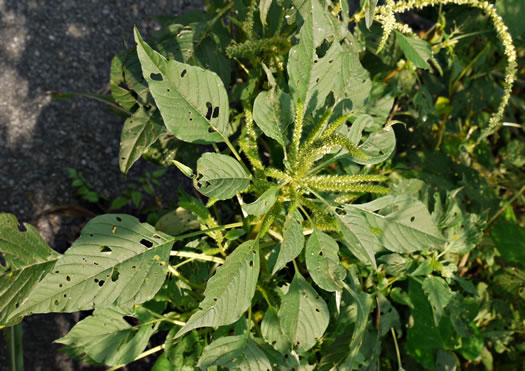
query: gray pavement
0 0 202 369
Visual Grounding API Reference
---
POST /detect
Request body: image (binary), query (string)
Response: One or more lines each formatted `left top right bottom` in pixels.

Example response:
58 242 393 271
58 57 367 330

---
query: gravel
0 0 202 369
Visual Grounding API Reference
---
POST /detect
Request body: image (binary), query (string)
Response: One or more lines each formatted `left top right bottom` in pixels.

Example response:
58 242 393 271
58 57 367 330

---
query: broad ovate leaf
10 214 173 319
195 153 251 200
175 240 260 338
56 306 156 366
242 187 280 216
395 31 432 70
348 195 446 253
287 0 341 114
337 209 380 268
278 271 329 352
272 217 305 274
253 88 294 148
0 214 61 325
305 229 346 292
261 307 291 353
422 276 453 325
197 335 271 370
119 106 164 174
134 27 229 143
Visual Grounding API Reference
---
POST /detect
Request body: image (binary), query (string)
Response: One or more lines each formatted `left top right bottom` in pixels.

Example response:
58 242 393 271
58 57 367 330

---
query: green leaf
195 153 251 200
352 126 396 165
287 0 341 114
242 187 280 216
134 27 229 143
10 214 173 320
272 217 305 274
55 306 156 366
253 88 294 148
197 335 271 370
155 207 200 236
377 294 401 336
261 307 291 353
0 214 61 325
395 31 432 70
422 276 453 326
119 107 164 174
364 0 379 29
347 195 446 253
278 271 329 352
175 240 260 338
259 0 273 26
490 221 525 264
337 209 379 268
305 229 346 292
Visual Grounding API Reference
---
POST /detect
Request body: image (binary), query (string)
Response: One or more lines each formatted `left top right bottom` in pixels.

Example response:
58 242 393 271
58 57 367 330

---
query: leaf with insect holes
305 229 346 292
195 153 251 200
287 0 342 115
0 214 61 326
261 307 291 353
134 27 229 143
55 306 156 367
119 106 164 174
175 240 260 339
337 209 380 268
197 334 271 369
242 187 280 216
272 217 305 275
8 214 173 322
347 195 446 253
395 31 432 71
278 271 329 352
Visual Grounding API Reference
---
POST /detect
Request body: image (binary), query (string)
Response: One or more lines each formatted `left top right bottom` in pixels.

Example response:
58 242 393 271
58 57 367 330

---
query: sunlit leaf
272 217 305 274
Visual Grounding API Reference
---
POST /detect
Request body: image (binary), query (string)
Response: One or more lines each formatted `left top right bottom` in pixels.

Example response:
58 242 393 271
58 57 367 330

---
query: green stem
487 185 525 225
107 344 165 371
5 324 23 371
170 250 225 264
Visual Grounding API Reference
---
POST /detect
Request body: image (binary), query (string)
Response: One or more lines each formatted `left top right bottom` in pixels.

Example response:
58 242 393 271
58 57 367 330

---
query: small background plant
1 0 524 370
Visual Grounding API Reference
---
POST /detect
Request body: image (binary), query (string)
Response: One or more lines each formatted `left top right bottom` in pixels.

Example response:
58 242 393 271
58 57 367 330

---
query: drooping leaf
272 217 305 274
175 240 260 338
278 271 329 352
55 306 156 367
364 0 379 29
9 214 173 321
134 27 230 143
195 153 251 200
119 107 164 174
155 207 200 236
197 335 271 370
253 88 294 148
352 126 396 165
261 307 291 353
395 31 432 70
305 229 346 292
259 0 273 26
347 195 446 253
110 49 149 110
242 187 280 216
337 209 380 268
0 214 61 325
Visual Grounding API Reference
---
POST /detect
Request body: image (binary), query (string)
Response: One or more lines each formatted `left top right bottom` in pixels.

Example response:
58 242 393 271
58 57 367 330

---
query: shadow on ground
0 1 201 369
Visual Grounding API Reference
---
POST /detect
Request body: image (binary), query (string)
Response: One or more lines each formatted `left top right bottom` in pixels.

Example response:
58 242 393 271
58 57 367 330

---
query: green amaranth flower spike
241 104 389 231
355 0 516 142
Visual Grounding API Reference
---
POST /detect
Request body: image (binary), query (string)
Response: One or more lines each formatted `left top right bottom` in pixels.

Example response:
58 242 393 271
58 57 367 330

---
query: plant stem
170 250 225 264
391 328 403 370
5 324 23 371
107 344 165 371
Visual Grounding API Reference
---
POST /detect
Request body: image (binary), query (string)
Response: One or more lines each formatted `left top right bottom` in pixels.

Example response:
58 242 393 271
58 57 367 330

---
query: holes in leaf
59 283 63 288
205 102 213 120
181 69 187 78
153 234 161 239
64 294 67 298
98 280 105 287
140 239 153 248
212 106 219 118
55 271 60 274
249 260 254 267
66 275 71 282
54 300 59 306
100 245 112 254
123 316 139 326
112 225 117 234
319 251 323 256
213 297 218 302
111 268 120 282
410 216 415 222
150 73 163 81
116 216 122 222
17 223 27 232
315 308 320 312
